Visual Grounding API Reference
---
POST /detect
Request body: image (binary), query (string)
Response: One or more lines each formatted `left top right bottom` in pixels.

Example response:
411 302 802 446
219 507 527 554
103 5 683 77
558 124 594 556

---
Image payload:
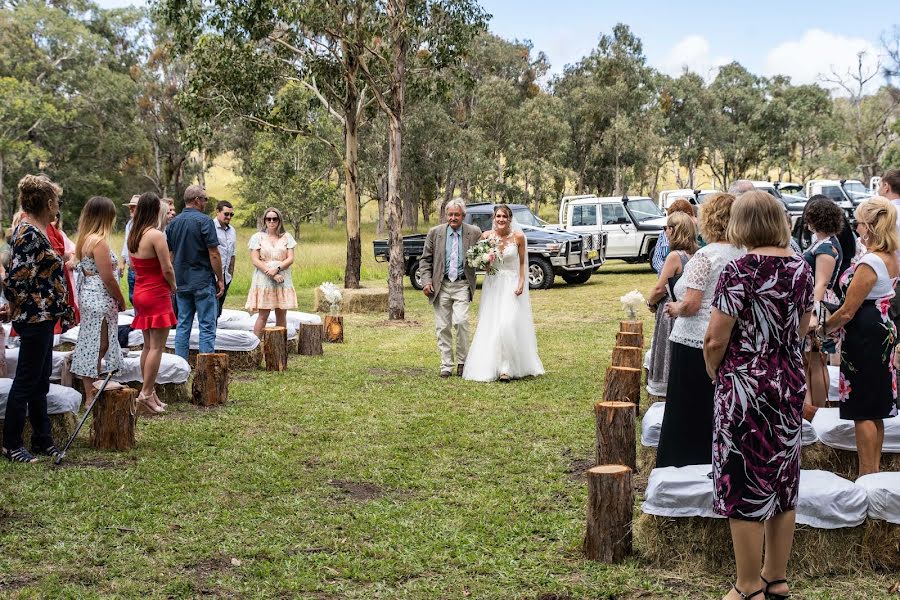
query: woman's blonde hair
17 174 62 216
666 212 698 253
75 196 117 260
727 191 791 249
698 193 736 243
258 207 286 236
856 196 899 253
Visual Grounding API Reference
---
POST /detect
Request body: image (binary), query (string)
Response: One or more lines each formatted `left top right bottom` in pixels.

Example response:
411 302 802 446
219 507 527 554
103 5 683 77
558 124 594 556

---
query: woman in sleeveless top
70 196 126 407
646 211 697 397
800 196 845 416
128 192 177 414
824 197 900 476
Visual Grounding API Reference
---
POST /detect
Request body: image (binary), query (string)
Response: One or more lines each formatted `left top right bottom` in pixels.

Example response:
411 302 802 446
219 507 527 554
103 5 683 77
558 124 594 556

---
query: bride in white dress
463 205 544 382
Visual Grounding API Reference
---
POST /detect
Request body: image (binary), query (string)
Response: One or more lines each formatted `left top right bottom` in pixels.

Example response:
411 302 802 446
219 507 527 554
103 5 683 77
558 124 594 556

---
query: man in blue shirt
166 185 224 359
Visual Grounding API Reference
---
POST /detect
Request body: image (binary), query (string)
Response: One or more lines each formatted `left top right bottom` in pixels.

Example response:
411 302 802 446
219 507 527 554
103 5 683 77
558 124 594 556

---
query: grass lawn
1 229 896 599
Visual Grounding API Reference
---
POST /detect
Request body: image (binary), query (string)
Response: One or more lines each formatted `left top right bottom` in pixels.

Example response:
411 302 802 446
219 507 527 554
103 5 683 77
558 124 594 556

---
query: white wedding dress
462 237 544 382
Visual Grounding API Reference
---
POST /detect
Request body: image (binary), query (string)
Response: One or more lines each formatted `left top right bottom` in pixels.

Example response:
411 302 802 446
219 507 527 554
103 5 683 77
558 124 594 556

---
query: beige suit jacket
418 222 482 303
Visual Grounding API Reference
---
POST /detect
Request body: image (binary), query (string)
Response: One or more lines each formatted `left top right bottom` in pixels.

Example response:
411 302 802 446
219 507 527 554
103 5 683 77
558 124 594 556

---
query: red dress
47 223 79 333
131 255 177 330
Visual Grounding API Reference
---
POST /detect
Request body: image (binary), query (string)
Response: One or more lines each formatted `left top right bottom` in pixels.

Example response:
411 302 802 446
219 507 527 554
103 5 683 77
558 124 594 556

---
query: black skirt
656 341 715 468
840 299 899 421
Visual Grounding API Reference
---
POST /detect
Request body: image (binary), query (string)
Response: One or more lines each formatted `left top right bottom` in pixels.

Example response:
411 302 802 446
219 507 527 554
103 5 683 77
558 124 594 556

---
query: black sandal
34 445 62 459
761 575 790 600
2 446 39 463
732 584 765 599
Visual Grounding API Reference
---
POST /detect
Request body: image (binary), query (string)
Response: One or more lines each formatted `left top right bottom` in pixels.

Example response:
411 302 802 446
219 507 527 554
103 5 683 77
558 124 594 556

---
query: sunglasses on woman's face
265 216 280 222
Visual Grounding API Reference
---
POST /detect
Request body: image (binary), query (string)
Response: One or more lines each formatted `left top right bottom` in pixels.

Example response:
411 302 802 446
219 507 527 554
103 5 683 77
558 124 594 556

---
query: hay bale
638 445 658 476
802 442 900 481
634 513 895 575
0 413 78 449
163 347 261 371
315 287 388 314
124 382 190 405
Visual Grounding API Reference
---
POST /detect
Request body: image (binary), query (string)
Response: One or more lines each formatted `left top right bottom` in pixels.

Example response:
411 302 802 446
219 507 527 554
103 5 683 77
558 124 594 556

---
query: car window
626 199 664 221
571 205 597 226
511 207 540 227
469 213 493 232
601 204 629 225
821 186 844 201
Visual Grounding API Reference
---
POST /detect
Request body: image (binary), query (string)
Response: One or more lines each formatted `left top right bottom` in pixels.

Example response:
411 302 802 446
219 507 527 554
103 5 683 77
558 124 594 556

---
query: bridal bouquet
620 289 646 320
466 238 500 275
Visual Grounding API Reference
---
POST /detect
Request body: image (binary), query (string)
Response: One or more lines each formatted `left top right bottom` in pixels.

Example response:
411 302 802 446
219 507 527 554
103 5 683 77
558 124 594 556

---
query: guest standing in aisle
246 208 297 338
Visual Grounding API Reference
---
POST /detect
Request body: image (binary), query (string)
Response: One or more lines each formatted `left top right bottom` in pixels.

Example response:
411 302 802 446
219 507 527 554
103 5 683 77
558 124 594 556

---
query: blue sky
99 0 896 88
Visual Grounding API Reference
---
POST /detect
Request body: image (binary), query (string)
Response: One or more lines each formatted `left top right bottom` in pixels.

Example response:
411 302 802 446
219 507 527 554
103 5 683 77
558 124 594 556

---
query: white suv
559 195 666 263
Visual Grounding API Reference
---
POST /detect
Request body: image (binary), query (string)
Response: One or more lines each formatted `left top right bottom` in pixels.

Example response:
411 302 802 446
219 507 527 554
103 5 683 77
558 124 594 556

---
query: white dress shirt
215 218 237 284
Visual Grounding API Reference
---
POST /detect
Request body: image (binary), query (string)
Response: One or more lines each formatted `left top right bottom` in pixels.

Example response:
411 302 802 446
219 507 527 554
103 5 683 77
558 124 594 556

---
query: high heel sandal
761 575 790 600
151 391 168 409
136 393 165 414
731 584 765 599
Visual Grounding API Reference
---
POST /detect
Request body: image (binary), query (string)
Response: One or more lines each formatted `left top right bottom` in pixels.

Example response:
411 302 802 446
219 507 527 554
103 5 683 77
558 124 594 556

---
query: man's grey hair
184 184 207 204
727 179 755 195
445 198 467 214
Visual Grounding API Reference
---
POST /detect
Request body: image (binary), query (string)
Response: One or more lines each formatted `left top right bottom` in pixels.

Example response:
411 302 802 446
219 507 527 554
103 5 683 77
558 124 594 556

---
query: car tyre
528 256 554 290
407 260 424 290
561 270 592 285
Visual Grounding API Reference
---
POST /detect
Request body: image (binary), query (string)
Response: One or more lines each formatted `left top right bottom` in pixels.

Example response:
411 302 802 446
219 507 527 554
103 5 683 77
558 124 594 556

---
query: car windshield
511 207 547 227
627 199 664 221
842 181 872 201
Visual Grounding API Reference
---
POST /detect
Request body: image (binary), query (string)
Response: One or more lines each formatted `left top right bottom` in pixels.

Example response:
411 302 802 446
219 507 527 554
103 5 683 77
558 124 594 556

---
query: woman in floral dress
824 197 899 476
704 192 814 600
246 207 297 338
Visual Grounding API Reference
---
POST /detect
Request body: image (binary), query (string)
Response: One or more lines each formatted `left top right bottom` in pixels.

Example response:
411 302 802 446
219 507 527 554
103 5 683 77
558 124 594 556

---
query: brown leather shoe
440 370 451 378
457 364 464 376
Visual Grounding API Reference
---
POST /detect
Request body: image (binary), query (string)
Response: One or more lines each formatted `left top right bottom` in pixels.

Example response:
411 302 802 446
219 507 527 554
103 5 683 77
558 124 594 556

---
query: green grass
1 233 896 599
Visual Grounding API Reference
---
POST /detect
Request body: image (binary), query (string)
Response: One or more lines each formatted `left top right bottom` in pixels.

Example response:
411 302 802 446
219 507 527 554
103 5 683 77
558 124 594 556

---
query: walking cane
55 370 118 465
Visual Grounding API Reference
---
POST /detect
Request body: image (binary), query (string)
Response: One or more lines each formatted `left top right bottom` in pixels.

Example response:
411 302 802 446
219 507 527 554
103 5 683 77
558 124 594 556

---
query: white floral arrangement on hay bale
318 282 343 316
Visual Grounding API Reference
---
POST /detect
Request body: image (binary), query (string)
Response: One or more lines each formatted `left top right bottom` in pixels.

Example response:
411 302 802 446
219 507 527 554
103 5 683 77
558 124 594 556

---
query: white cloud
765 29 883 94
660 35 730 80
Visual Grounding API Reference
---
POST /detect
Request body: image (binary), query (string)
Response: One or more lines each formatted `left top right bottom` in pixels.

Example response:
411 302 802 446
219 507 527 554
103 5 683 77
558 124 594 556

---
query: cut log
90 387 136 451
610 345 642 370
262 326 288 372
192 353 229 407
594 401 637 471
299 323 324 356
616 331 643 348
619 320 643 335
583 465 633 562
602 366 641 405
324 315 344 343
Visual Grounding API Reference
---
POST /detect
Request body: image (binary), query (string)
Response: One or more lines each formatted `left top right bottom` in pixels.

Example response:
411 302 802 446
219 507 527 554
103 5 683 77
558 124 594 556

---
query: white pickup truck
559 195 666 263
805 179 872 207
657 188 719 209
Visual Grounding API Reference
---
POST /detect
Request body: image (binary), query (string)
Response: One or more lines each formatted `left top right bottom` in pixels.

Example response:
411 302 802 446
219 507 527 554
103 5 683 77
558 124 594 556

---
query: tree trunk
616 331 643 348
582 465 633 562
385 0 407 321
263 326 288 371
0 151 5 226
343 89 362 289
602 366 641 405
460 178 469 201
324 315 344 343
619 321 643 335
90 387 137 451
191 353 229 406
299 323 324 356
610 346 642 370
594 401 637 470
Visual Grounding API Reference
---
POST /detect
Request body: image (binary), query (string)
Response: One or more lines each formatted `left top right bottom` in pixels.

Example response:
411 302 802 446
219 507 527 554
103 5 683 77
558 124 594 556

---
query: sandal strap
39 445 62 458
4 447 38 463
761 576 788 587
733 584 765 599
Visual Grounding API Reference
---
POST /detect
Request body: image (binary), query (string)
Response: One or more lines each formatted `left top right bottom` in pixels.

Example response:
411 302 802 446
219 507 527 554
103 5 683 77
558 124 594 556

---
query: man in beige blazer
418 199 482 377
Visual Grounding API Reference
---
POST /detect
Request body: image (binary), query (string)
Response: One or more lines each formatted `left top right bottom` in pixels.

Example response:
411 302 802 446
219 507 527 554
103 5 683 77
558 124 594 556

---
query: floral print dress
711 254 813 520
837 253 899 421
70 252 123 379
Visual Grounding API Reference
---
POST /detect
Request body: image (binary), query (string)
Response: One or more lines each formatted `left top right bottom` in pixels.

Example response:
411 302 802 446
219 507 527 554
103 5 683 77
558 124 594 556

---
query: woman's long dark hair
127 192 164 254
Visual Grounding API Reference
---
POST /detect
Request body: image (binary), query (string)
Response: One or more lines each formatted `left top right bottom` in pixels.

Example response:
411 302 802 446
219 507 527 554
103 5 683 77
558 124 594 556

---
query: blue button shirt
166 207 219 292
444 225 464 277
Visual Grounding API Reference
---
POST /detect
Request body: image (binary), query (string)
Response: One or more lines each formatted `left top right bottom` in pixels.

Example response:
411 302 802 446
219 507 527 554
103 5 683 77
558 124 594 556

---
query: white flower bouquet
620 289 646 320
466 238 500 275
319 281 343 315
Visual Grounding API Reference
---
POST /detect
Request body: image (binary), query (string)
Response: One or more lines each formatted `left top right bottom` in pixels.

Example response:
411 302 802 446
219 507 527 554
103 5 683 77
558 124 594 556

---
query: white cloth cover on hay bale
3 323 61 348
640 402 816 448
643 349 651 370
0 378 81 416
827 365 839 403
855 472 900 524
60 323 144 348
812 407 900 452
642 465 867 529
5 348 70 381
102 351 190 385
165 329 260 352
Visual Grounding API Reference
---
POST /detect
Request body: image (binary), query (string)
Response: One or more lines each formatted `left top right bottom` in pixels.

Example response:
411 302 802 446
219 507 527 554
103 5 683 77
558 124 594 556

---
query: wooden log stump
616 331 643 348
583 465 633 562
602 366 641 405
262 326 288 372
619 320 643 335
90 387 136 451
192 353 229 407
324 316 344 343
299 323 324 356
594 401 637 471
610 345 642 369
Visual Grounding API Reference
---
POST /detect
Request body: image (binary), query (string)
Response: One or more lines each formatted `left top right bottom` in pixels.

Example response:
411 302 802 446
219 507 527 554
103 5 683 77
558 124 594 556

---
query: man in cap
119 195 140 308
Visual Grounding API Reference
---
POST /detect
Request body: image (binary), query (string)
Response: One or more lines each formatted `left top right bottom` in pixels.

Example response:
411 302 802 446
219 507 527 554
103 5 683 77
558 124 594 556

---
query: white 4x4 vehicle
657 188 719 209
805 179 872 207
559 195 666 263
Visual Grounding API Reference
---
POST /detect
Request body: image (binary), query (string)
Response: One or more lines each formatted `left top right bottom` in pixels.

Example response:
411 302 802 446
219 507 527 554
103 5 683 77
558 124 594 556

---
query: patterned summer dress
711 254 814 520
837 253 899 421
245 232 298 311
70 252 124 379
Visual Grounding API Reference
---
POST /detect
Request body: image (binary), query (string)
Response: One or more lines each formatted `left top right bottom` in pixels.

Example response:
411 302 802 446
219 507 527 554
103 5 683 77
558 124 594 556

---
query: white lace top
669 242 746 348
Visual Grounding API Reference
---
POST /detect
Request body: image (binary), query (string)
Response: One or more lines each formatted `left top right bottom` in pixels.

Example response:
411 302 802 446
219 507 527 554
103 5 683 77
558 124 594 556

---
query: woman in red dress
127 192 177 414
47 212 80 332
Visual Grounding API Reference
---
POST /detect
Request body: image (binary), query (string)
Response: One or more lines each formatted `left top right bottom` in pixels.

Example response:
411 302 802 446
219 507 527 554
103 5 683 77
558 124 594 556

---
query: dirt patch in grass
537 593 572 600
561 448 595 481
373 319 422 328
55 456 136 470
0 573 36 591
328 479 384 501
367 366 430 378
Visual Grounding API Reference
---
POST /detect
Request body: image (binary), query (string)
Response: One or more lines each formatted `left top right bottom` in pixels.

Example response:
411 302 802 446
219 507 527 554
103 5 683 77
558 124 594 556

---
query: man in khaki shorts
418 199 482 377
